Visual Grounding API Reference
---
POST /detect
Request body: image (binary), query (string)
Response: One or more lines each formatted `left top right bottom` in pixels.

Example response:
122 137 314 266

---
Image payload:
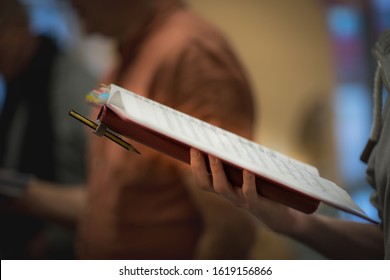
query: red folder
97 104 320 214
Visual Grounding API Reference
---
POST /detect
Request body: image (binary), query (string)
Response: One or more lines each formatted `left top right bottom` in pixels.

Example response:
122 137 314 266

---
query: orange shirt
77 4 255 259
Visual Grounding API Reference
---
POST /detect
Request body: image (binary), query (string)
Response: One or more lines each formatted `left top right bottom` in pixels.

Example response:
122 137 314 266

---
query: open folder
70 84 377 223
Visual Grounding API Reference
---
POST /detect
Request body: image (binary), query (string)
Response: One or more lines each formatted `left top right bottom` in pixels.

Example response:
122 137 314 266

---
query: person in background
70 0 258 259
0 0 261 260
0 0 95 259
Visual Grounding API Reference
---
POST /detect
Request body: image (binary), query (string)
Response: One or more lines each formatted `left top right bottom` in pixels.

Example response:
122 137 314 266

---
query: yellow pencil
69 110 140 154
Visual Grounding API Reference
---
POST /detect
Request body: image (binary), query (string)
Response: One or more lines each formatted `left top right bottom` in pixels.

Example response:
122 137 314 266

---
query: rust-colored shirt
77 4 255 259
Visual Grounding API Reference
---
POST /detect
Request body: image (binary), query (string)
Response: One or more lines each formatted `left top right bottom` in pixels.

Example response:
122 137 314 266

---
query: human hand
189 148 303 234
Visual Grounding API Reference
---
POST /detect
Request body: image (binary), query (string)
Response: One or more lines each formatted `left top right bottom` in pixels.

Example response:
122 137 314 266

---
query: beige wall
186 0 338 179
186 0 340 259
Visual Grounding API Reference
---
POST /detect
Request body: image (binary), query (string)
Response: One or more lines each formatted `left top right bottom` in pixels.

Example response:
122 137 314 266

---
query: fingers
242 170 258 207
242 170 256 197
190 149 256 207
208 154 247 206
190 148 212 191
208 154 232 195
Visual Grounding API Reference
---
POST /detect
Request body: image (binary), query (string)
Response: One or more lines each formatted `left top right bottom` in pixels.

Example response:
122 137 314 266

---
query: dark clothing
0 36 58 259
0 36 95 259
0 36 57 181
366 94 390 259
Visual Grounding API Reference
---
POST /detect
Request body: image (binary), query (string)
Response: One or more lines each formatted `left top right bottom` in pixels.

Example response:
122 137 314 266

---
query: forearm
287 212 384 259
21 179 86 227
190 150 385 259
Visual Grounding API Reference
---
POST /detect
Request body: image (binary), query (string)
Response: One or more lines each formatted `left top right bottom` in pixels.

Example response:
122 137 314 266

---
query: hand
189 148 303 234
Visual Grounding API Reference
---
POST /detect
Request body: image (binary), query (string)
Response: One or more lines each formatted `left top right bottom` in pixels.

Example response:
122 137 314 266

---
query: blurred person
0 0 260 260
189 30 390 260
0 0 261 260
70 0 258 259
0 0 95 259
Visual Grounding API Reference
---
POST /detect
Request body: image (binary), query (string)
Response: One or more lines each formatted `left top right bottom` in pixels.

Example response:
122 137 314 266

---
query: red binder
69 84 376 223
97 104 320 214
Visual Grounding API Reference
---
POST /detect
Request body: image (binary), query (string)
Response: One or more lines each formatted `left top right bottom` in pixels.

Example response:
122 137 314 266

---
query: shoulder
143 9 237 67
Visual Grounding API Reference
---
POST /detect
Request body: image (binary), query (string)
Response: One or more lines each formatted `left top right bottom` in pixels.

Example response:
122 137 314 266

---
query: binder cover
75 84 376 223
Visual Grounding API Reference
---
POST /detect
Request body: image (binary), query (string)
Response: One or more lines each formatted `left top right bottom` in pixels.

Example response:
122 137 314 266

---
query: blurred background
0 0 388 259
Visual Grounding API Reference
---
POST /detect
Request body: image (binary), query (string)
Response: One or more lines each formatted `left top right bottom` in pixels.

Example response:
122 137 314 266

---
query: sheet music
107 84 367 219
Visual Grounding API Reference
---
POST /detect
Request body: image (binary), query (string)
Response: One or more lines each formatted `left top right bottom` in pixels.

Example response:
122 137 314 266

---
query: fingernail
209 155 217 163
244 170 254 179
191 148 199 158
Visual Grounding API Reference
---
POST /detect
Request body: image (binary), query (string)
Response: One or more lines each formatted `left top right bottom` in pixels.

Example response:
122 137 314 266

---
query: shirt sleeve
147 39 256 139
366 147 383 223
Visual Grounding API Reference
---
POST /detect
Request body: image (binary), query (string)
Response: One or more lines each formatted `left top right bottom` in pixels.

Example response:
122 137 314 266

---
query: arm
291 212 383 259
22 179 86 227
0 173 85 227
190 148 384 259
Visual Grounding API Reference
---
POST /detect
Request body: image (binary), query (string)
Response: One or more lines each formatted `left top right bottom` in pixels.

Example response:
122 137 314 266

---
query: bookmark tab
86 85 110 106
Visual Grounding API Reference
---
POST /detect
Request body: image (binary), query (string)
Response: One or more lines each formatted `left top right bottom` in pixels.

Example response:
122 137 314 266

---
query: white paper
106 84 373 222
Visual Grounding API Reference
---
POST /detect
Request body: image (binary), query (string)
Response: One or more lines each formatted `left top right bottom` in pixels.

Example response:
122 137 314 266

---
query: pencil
69 110 141 154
